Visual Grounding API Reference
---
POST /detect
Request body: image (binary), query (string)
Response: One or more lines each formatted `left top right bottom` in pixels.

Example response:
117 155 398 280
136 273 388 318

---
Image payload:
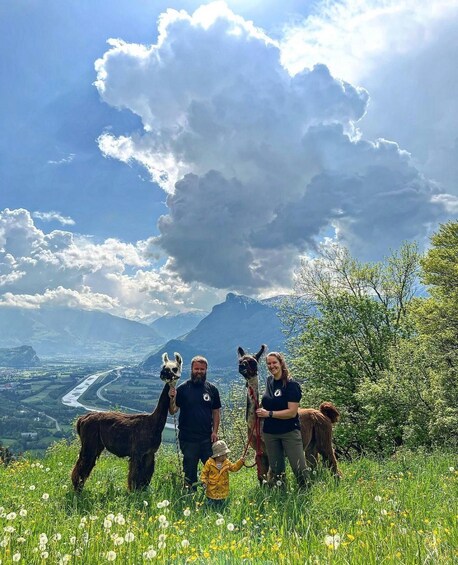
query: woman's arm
256 401 299 419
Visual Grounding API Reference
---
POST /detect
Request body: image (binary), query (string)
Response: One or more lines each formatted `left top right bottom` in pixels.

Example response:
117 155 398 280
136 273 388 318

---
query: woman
256 352 308 486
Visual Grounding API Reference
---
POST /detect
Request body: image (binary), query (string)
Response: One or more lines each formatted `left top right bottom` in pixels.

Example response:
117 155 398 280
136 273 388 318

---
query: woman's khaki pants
263 429 309 485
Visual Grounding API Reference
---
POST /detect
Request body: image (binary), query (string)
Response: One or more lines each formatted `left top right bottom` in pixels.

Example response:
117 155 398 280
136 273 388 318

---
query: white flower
381 509 388 516
158 514 167 523
242 519 247 525
124 532 135 543
106 551 117 561
159 520 169 529
143 549 157 559
58 462 63 466
216 518 224 526
17 537 26 543
59 555 71 564
70 536 76 545
53 533 62 541
158 534 166 542
357 509 364 515
158 541 166 549
41 493 49 501
6 512 17 521
106 513 115 520
156 501 164 509
19 509 27 517
39 543 47 551
181 539 190 548
114 514 125 525
143 500 148 507
4 526 15 534
276 480 283 487
227 523 235 531
13 553 21 562
41 551 49 559
324 534 341 550
113 536 124 546
183 508 191 517
39 533 48 544
162 500 170 507
374 495 382 502
449 467 455 473
45 467 50 472
29 485 36 491
104 519 113 529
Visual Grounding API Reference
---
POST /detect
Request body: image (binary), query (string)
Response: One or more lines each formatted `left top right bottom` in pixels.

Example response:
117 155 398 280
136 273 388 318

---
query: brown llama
71 352 182 492
237 345 341 483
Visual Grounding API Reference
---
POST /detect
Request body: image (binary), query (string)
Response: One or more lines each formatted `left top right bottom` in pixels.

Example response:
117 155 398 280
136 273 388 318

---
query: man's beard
191 372 207 383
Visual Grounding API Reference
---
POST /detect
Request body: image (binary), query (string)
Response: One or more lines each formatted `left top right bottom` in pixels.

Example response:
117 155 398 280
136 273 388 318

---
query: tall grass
0 442 457 564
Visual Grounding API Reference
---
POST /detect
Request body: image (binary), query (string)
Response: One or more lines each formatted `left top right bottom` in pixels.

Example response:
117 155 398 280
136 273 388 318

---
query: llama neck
151 382 171 431
246 375 259 428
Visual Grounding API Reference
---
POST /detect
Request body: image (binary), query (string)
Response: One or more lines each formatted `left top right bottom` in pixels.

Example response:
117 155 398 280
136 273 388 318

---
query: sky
1 0 457 321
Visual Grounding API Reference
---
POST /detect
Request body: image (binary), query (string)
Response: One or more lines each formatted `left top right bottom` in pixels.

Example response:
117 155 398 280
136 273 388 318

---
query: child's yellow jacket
200 457 244 499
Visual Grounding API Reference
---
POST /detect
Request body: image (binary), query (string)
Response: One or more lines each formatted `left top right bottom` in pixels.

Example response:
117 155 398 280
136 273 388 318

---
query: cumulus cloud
92 1 455 291
280 0 458 194
32 211 76 226
0 208 224 319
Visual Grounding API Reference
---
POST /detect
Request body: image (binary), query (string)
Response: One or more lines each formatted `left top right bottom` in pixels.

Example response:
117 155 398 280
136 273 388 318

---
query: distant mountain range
149 311 208 341
141 292 286 370
0 293 286 364
0 307 163 360
0 345 41 367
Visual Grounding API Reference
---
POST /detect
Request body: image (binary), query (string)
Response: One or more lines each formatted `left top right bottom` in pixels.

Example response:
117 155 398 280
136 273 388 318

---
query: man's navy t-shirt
175 379 221 442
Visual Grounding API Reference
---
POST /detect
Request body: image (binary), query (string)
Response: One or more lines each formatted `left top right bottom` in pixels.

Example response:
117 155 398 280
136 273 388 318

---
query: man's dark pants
179 437 212 488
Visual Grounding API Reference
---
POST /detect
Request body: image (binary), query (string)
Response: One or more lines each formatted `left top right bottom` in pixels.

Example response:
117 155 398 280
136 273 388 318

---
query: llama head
237 344 266 382
160 352 183 386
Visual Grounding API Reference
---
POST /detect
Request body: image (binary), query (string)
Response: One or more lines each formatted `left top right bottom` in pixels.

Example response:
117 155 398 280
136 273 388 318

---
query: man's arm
211 408 220 443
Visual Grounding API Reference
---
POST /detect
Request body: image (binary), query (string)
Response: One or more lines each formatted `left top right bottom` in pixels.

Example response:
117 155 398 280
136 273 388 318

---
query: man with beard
169 355 221 489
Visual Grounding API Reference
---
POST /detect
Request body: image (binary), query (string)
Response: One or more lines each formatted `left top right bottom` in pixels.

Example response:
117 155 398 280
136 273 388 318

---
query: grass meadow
0 441 457 564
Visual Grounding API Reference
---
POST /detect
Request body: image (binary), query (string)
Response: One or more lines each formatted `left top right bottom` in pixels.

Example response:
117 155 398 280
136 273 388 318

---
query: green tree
283 242 420 454
411 221 458 446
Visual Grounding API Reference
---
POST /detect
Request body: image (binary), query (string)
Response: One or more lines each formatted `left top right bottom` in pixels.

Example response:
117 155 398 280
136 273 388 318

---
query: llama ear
162 352 169 364
174 352 183 368
254 344 267 361
237 347 245 359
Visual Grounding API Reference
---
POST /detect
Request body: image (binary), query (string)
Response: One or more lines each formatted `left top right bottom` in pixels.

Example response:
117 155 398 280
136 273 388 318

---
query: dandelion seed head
216 518 224 526
29 485 36 491
12 553 21 562
41 493 49 501
324 534 341 550
125 532 135 542
106 550 117 561
158 534 166 542
183 508 191 517
19 509 27 517
227 523 235 531
374 495 382 502
181 539 190 547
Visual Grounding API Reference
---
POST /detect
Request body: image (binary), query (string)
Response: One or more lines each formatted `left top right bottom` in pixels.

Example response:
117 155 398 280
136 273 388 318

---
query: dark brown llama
71 352 182 492
238 345 341 482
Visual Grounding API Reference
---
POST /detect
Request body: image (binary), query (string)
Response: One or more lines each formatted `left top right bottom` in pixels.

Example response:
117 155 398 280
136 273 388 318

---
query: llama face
237 345 266 381
160 352 183 385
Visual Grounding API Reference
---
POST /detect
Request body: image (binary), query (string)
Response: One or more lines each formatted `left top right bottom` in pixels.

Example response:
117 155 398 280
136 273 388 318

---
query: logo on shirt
203 393 211 401
274 389 282 397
